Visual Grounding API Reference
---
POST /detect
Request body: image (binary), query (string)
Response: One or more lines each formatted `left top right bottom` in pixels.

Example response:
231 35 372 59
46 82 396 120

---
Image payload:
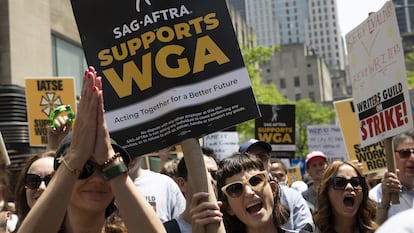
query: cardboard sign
287 166 302 186
25 77 76 146
203 132 239 161
71 0 260 157
346 2 413 147
334 98 387 174
255 105 295 158
307 125 348 162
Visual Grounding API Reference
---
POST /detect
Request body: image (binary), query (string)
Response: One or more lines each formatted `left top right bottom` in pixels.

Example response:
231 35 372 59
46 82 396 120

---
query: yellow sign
25 77 76 146
334 98 386 174
287 166 301 186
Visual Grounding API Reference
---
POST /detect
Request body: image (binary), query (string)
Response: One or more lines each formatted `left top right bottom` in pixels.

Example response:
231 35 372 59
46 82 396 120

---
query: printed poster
70 0 260 156
346 1 413 147
25 77 76 146
255 105 295 158
334 98 387 174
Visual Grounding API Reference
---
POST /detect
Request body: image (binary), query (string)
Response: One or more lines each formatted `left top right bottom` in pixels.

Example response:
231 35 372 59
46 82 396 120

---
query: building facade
261 43 333 104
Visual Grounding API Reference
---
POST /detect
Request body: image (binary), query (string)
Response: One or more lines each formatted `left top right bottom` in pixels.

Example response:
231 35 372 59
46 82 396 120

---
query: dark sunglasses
221 171 268 198
330 176 365 190
395 149 414 159
24 173 53 189
78 160 100 179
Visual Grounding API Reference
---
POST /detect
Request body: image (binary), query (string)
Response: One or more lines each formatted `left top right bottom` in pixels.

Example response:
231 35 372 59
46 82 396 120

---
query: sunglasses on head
24 173 53 189
395 149 414 159
78 160 100 179
330 176 365 190
221 171 268 198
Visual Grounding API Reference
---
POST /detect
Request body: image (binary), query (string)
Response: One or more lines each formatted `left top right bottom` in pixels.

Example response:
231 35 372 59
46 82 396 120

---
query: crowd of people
1 66 413 232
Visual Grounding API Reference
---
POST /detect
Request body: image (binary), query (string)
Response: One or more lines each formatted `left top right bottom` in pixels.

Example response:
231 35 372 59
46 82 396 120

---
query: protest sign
334 98 387 174
0 132 10 166
203 131 239 161
255 104 295 158
287 166 302 186
25 77 76 146
71 0 260 157
346 1 413 147
307 125 348 162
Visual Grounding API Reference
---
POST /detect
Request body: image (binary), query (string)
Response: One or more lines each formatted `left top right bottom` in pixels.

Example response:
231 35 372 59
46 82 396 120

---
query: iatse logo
136 0 151 13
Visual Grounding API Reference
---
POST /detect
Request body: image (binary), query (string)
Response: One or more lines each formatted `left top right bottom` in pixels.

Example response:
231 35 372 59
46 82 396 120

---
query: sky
337 0 389 37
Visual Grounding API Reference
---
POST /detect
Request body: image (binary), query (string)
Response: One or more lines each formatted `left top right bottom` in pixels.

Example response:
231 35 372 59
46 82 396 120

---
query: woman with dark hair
216 153 290 233
14 151 55 229
17 67 165 233
314 161 377 233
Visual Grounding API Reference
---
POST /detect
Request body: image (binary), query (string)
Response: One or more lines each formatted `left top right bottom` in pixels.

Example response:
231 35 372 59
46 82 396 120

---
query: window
294 76 300 87
280 78 286 89
309 92 315 102
307 74 314 86
295 93 301 100
52 35 87 97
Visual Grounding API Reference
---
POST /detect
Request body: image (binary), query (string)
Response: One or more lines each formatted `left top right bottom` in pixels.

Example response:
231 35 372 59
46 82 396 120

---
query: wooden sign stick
383 137 400 204
181 138 226 233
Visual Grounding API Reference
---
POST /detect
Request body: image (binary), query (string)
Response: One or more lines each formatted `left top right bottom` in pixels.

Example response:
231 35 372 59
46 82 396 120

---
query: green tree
295 99 336 157
236 43 336 158
236 44 290 142
405 47 414 88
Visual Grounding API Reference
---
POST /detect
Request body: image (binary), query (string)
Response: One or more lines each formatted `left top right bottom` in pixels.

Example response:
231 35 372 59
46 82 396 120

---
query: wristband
101 158 128 181
49 105 75 129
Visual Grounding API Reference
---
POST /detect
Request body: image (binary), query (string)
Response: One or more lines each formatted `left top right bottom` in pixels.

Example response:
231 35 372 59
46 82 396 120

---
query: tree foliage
295 99 336 156
236 43 336 157
236 44 289 142
405 47 414 88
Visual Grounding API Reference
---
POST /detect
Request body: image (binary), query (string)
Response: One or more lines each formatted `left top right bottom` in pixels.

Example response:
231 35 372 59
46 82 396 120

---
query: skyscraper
394 0 414 34
228 0 346 71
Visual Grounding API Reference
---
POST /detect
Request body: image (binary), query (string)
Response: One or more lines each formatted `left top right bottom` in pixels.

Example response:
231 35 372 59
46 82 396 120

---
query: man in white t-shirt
128 156 186 223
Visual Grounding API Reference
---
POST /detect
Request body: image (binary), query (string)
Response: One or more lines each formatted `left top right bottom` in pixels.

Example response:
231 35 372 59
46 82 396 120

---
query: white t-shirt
133 169 186 222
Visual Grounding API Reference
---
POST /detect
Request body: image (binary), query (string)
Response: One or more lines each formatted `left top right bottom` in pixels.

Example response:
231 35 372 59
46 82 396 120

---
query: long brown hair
314 161 377 233
216 153 289 233
14 151 55 228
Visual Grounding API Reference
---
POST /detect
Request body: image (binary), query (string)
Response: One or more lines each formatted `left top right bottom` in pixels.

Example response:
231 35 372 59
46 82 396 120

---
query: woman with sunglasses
17 66 165 233
216 153 290 233
14 115 70 231
14 151 55 230
314 161 377 233
369 129 414 225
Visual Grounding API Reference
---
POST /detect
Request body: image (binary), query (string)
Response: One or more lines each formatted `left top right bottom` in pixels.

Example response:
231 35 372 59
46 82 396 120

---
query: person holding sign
314 161 378 233
14 116 71 231
239 139 314 232
369 129 414 225
216 153 291 233
17 67 166 233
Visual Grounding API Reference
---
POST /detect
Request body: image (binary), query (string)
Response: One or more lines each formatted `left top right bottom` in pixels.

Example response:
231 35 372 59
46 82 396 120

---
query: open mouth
246 201 263 213
343 196 355 207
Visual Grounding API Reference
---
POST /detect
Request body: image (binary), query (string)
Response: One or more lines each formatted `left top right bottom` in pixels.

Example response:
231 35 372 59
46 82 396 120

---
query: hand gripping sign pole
181 138 226 233
383 137 400 204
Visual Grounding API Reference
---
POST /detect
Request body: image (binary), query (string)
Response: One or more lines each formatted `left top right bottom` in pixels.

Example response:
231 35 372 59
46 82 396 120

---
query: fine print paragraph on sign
124 104 245 148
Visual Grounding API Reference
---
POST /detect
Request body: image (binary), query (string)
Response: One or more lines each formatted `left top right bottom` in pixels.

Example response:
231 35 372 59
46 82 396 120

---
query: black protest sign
71 0 259 156
255 104 295 158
